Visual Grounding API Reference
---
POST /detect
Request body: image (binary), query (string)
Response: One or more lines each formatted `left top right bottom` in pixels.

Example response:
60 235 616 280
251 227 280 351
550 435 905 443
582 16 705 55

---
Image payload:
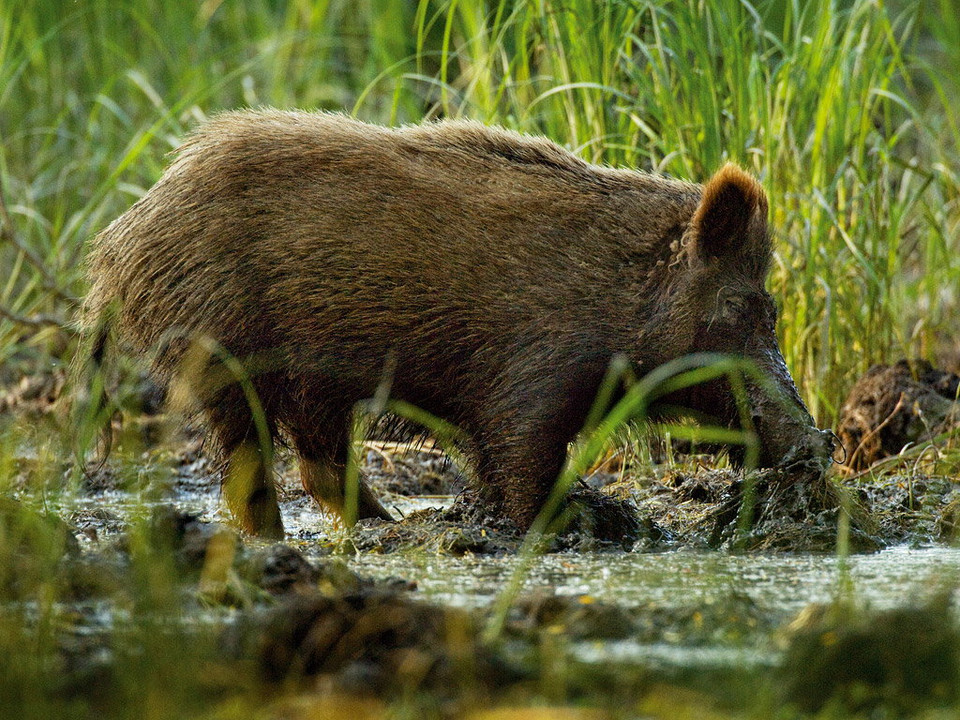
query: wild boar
82 109 833 537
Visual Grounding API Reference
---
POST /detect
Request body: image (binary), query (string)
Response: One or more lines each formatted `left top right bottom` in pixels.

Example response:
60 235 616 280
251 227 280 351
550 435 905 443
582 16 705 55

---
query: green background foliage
1 2 959 718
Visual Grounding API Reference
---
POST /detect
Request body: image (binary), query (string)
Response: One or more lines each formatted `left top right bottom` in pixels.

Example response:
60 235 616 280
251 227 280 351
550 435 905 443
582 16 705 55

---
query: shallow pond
339 545 960 678
9 436 960 713
343 546 960 615
62 465 960 624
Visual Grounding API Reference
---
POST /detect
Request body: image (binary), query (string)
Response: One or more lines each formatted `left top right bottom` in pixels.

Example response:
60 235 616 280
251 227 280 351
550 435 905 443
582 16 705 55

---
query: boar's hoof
564 489 648 544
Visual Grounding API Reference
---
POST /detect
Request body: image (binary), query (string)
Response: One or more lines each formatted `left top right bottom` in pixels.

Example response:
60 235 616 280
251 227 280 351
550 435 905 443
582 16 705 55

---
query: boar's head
646 164 834 474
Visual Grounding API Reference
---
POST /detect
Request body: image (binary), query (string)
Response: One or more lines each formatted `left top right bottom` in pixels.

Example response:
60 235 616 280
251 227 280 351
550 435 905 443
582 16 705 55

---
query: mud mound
246 588 515 695
705 470 879 551
353 488 651 555
837 359 960 471
640 468 879 552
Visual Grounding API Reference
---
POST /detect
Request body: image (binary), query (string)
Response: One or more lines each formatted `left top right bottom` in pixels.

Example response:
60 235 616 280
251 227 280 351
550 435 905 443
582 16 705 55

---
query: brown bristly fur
81 109 824 536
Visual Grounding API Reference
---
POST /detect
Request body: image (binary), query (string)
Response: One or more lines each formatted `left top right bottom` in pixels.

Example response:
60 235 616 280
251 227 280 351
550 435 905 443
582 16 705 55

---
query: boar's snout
677 163 833 478
748 349 834 476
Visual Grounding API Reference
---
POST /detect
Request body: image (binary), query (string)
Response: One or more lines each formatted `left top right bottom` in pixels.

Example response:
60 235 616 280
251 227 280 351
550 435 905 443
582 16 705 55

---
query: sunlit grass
2 0 958 428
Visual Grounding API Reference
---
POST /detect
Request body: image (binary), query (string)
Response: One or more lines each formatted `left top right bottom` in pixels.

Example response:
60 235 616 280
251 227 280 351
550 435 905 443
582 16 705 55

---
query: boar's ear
690 163 768 262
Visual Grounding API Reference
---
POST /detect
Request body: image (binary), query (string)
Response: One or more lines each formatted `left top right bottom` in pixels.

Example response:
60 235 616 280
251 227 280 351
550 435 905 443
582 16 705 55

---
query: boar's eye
719 293 747 320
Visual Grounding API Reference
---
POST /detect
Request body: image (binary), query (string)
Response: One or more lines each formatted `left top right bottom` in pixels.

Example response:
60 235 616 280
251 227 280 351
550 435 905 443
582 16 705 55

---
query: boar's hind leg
208 397 284 539
287 408 393 523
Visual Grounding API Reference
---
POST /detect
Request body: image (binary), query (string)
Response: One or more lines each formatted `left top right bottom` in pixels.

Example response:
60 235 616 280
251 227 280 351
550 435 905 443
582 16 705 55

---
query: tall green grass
406 0 960 426
2 0 958 428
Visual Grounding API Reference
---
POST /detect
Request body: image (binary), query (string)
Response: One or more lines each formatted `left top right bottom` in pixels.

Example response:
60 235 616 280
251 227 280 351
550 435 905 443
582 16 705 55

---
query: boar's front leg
473 352 622 531
474 417 571 529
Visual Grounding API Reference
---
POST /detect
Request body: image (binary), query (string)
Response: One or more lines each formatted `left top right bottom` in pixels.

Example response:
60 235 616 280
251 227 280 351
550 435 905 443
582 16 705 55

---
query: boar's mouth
688 408 834 476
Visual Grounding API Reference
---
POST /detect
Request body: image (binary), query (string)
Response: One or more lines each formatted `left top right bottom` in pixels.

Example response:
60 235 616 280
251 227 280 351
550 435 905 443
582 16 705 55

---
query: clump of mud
838 359 960 471
244 587 514 696
504 589 772 645
353 486 653 555
638 468 879 552
853 474 960 545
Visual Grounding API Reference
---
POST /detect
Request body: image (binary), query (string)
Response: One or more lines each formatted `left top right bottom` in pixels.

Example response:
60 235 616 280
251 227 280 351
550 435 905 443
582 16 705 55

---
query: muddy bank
3 363 960 716
5 498 960 717
34 440 886 554
2 360 959 554
4 398 959 555
838 359 960 471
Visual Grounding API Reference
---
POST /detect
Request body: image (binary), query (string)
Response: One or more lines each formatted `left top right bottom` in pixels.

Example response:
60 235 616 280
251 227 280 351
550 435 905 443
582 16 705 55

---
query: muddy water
344 546 960 614
63 463 960 623
15 440 960 710
340 544 960 676
70 479 960 618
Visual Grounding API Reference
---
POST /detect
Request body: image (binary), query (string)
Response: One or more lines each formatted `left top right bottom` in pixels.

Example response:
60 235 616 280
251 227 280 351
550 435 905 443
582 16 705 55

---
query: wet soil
4 362 957 555
11 497 960 717
838 359 960 471
3 365 960 716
